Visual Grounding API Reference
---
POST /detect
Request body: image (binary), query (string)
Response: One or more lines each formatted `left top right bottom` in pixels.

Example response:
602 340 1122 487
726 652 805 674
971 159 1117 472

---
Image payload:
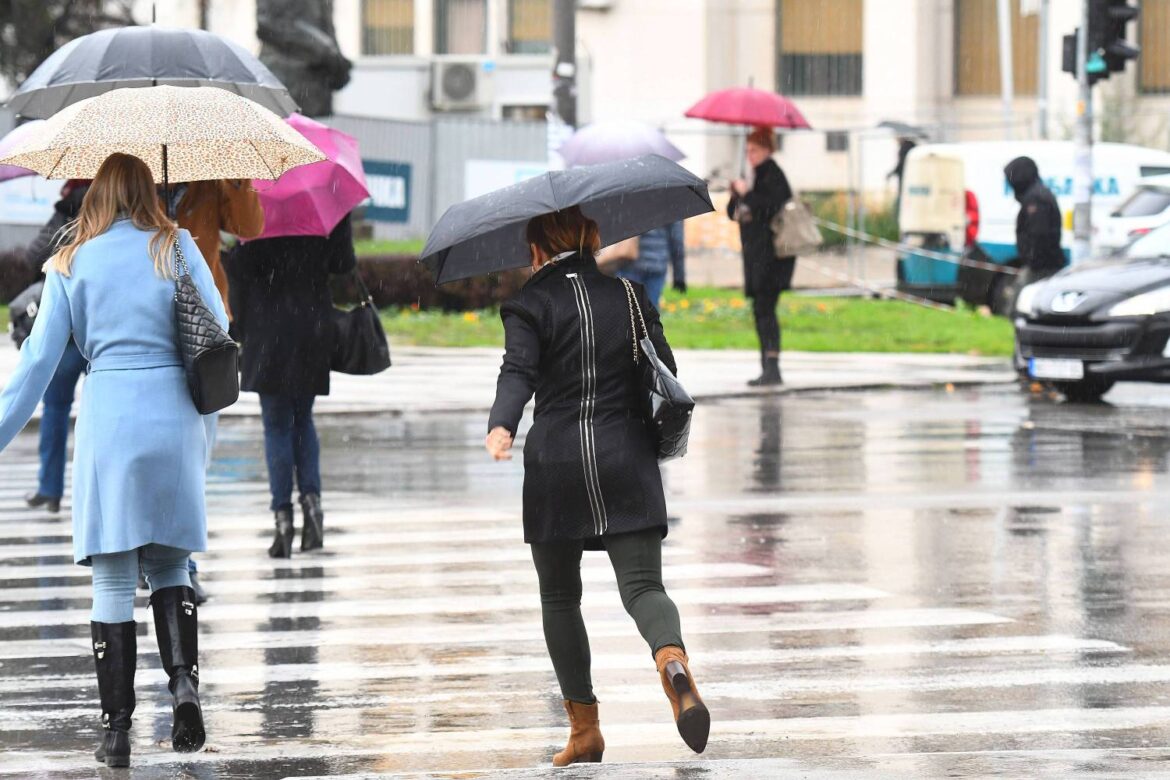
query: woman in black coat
486 207 710 766
226 215 356 558
728 128 794 386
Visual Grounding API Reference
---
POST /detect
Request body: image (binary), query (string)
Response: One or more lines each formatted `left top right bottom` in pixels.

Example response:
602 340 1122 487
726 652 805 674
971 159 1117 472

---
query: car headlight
1108 287 1170 317
1015 282 1042 316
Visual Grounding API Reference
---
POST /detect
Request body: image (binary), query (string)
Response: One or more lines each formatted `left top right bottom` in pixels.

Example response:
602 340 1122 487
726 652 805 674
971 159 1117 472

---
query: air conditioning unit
431 58 494 112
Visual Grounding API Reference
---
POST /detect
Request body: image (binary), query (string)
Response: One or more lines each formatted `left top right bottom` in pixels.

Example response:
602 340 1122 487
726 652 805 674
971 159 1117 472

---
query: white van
898 141 1170 310
1098 173 1170 252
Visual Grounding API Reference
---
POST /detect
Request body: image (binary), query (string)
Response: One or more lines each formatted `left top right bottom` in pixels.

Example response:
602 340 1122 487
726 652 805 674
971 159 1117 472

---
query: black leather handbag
620 278 694 461
331 269 391 375
8 280 43 348
172 237 239 414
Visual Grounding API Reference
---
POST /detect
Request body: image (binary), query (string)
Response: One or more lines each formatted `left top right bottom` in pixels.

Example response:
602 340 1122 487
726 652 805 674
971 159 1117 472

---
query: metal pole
996 0 1015 139
845 137 856 273
552 0 577 128
1072 0 1093 263
856 131 866 288
1037 0 1050 139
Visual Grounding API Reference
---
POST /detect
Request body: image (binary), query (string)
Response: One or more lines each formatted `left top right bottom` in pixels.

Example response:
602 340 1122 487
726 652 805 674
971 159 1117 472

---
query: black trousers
530 528 684 704
749 257 794 356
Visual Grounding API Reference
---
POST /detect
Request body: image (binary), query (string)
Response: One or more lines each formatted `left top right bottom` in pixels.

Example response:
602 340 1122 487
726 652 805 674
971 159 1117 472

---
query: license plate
1029 358 1085 381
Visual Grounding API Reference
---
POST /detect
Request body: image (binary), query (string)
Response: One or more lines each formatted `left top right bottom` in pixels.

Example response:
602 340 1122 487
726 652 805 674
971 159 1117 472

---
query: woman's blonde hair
525 206 602 261
52 153 178 278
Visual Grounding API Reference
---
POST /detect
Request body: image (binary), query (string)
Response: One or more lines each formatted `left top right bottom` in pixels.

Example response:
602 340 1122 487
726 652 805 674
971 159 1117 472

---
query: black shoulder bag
173 236 239 414
620 277 694 462
331 269 391 375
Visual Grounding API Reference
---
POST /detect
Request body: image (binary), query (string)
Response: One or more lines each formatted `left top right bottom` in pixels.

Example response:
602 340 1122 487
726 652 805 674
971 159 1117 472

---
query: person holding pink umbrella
225 114 367 557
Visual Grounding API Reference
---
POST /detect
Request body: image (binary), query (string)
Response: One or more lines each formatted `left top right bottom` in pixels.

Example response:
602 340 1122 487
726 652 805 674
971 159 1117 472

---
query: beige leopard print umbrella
0 85 323 182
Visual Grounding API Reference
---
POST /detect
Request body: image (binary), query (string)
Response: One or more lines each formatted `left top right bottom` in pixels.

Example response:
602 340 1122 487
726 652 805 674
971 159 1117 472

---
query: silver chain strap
171 234 190 279
620 277 648 365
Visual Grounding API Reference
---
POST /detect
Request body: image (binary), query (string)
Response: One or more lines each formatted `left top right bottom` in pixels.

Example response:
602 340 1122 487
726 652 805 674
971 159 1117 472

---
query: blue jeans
91 545 191 622
617 268 667 309
38 341 87 498
259 395 321 511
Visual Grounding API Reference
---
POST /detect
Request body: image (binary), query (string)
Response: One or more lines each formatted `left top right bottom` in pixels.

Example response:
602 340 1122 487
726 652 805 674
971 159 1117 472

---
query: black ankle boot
299 493 324 552
25 492 61 513
748 357 782 387
268 507 294 559
91 621 136 768
151 586 205 753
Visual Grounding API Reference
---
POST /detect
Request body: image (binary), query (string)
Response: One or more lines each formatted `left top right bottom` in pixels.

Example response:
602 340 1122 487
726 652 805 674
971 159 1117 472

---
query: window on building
436 0 488 55
825 131 849 152
1140 0 1170 93
954 0 1038 96
362 0 414 56
776 0 863 96
508 0 551 54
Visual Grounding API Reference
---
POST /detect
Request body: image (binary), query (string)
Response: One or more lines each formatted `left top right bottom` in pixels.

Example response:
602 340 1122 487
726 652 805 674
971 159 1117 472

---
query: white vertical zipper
566 273 607 534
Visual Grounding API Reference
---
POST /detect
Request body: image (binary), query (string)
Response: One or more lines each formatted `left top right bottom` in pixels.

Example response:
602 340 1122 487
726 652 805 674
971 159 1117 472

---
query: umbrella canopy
253 114 369 239
685 87 811 129
558 120 685 168
5 25 297 120
0 86 323 184
0 121 45 183
421 154 713 285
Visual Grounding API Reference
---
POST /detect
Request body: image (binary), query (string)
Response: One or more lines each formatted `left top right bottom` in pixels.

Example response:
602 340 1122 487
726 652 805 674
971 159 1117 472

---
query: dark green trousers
530 528 685 704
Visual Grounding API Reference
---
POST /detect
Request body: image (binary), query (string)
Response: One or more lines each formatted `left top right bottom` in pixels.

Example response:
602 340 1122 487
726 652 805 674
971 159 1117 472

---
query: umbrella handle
162 143 170 219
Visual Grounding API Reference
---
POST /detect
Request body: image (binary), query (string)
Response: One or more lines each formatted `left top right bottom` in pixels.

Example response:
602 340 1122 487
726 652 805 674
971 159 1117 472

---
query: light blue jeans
91 545 192 623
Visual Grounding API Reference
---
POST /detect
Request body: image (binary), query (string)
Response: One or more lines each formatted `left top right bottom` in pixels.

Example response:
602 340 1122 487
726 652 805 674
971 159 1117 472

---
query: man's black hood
1004 156 1040 203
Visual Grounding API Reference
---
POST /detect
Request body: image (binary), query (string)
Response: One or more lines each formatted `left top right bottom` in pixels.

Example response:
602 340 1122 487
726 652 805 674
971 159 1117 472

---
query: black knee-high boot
91 621 136 768
151 586 205 753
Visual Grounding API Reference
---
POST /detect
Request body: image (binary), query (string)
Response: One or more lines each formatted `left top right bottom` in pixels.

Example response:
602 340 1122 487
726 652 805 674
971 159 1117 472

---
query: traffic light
1088 0 1140 76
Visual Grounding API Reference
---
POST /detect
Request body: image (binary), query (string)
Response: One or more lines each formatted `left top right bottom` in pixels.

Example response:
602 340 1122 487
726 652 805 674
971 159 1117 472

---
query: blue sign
364 160 411 223
1003 175 1120 198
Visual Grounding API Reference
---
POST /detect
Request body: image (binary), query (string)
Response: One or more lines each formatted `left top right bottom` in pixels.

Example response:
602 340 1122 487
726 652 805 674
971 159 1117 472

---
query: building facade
22 0 1170 197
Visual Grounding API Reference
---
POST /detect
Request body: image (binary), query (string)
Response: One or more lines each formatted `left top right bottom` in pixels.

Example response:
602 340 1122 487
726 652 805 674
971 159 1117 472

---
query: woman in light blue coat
0 154 225 767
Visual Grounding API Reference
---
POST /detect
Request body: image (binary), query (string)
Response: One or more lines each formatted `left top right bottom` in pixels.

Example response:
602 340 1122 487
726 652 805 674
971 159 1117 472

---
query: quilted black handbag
172 237 239 414
620 278 694 461
332 269 391 375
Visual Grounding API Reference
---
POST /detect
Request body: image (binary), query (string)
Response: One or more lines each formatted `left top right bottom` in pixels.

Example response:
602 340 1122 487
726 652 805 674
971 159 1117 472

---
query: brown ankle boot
655 646 710 753
552 699 604 767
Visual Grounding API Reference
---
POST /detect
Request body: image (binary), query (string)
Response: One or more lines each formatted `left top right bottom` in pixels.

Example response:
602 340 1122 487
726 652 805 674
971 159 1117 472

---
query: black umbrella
421 154 713 284
5 26 297 119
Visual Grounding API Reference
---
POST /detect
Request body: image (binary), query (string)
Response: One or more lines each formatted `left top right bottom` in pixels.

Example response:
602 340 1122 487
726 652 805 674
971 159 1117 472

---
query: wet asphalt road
6 385 1170 777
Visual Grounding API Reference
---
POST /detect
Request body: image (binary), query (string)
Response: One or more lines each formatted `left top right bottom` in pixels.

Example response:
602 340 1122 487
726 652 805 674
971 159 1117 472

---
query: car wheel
1053 379 1115 404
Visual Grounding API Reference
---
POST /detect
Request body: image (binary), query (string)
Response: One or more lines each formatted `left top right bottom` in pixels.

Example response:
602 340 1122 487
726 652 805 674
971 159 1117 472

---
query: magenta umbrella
0 121 46 182
252 113 367 239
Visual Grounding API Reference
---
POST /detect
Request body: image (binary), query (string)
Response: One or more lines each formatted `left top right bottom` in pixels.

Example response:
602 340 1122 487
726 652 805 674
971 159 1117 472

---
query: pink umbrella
0 121 46 182
252 113 368 239
685 86 810 129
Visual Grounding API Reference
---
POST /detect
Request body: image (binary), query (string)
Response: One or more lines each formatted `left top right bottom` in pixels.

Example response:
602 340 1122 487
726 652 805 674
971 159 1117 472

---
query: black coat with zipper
488 253 676 548
226 215 356 398
727 157 796 298
1004 156 1064 274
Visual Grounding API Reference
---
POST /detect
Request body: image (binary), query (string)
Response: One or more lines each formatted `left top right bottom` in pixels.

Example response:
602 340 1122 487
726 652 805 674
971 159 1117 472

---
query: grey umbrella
6 26 297 119
558 120 686 168
420 154 713 285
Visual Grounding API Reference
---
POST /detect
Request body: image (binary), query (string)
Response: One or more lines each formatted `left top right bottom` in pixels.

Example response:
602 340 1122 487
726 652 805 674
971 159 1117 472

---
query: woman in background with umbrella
227 113 364 558
729 127 793 386
229 216 356 558
485 206 710 766
0 153 225 766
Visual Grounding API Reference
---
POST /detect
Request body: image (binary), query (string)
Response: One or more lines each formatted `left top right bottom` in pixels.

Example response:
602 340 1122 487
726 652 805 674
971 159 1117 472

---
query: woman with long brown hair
0 153 225 766
486 206 710 766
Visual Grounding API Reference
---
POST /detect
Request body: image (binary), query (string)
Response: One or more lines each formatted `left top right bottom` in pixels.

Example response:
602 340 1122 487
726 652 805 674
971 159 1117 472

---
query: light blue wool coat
0 221 226 564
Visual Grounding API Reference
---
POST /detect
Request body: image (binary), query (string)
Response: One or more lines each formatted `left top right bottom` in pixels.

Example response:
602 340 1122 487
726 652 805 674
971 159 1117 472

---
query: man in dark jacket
728 128 794 386
20 181 89 514
1004 156 1065 286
